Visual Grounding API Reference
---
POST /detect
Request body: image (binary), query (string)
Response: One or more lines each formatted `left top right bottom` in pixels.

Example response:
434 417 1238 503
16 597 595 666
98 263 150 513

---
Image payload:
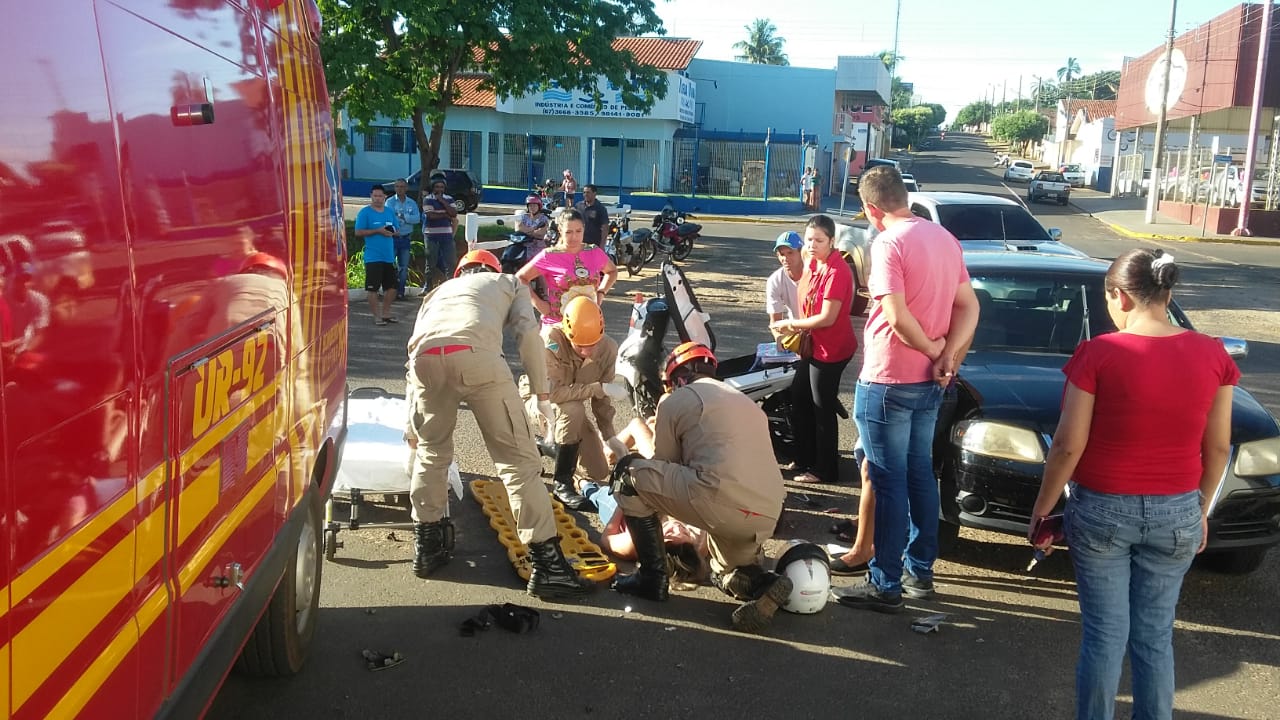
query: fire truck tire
237 495 323 676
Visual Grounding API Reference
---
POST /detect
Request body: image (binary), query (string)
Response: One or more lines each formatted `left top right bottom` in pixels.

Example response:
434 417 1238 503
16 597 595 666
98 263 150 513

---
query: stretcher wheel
324 528 339 560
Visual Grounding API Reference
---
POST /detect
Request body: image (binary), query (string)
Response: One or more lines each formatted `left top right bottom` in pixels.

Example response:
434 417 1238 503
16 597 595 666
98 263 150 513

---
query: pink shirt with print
530 246 609 325
860 217 969 384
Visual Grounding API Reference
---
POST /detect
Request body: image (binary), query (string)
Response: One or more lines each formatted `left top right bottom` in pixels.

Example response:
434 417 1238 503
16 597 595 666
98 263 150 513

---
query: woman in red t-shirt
770 214 858 484
1030 249 1236 719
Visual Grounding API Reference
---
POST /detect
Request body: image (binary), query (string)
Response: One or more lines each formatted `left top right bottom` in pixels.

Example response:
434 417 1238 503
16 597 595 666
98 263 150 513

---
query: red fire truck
0 0 348 716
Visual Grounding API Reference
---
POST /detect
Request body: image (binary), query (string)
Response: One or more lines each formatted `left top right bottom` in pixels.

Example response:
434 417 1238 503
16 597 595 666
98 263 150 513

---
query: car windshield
936 204 1052 242
969 274 1116 353
1037 173 1066 182
1064 165 1082 172
1013 161 1033 169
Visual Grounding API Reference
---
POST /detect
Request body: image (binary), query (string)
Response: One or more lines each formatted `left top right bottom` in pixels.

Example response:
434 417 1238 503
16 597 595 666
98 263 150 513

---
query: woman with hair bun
1030 248 1238 720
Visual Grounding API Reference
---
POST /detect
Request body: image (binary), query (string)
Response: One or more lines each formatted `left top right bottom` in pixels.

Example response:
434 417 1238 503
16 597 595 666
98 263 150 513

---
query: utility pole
1002 79 1007 114
1145 0 1179 224
1032 74 1042 113
1234 0 1273 236
1017 75 1023 112
885 0 902 154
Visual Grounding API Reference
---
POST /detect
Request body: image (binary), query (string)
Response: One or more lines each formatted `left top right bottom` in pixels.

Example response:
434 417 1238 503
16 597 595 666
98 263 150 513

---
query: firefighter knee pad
609 453 644 497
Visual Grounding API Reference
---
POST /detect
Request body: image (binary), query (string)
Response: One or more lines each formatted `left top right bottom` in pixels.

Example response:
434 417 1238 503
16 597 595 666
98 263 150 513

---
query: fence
1114 145 1280 211
671 138 806 199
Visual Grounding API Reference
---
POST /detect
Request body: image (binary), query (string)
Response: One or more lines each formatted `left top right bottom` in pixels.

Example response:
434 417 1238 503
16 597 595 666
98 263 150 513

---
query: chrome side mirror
1047 228 1063 241
1221 337 1249 359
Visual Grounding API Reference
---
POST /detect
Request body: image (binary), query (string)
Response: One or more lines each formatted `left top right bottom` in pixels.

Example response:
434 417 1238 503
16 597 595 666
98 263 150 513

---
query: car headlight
1234 436 1280 477
952 420 1046 463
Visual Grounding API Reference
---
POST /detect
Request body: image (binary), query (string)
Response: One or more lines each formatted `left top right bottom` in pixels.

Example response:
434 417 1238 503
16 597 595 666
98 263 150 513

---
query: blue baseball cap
774 231 802 251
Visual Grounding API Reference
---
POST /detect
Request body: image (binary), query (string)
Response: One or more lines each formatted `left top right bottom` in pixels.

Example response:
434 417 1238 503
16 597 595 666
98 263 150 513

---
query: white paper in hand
601 382 627 399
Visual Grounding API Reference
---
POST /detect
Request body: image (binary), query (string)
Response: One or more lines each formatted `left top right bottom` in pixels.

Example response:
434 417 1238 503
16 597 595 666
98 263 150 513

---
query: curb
1100 220 1280 247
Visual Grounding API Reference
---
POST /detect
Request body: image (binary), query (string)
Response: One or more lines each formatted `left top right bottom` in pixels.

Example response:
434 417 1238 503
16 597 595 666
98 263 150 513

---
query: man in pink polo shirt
832 166 979 613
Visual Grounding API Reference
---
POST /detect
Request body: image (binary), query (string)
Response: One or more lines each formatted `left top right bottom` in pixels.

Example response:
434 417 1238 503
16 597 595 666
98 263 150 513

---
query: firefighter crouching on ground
610 342 791 633
405 249 593 599
542 296 628 511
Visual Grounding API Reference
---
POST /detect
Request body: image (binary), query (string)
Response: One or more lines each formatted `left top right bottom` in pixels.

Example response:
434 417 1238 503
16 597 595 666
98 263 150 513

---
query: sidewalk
1068 190 1280 247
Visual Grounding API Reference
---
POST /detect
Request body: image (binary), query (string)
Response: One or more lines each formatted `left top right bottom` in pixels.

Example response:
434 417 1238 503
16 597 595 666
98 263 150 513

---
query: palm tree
1056 57 1081 84
877 49 899 72
733 18 789 66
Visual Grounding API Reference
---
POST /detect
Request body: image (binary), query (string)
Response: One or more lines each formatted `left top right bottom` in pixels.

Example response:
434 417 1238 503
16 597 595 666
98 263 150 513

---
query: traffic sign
1213 154 1233 163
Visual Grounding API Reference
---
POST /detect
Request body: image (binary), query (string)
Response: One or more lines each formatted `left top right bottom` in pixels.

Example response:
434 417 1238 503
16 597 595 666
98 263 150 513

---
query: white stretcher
325 387 461 560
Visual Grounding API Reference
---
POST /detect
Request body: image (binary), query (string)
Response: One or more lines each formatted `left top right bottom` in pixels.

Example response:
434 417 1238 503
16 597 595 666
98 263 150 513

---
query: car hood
959 350 1280 443
958 240 1088 258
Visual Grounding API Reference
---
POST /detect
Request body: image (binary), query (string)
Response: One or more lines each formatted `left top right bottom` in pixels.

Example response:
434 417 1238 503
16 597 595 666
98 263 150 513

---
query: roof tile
610 37 702 70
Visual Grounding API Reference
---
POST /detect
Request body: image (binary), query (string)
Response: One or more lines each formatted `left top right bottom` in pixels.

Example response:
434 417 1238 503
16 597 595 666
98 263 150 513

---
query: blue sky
653 0 1239 123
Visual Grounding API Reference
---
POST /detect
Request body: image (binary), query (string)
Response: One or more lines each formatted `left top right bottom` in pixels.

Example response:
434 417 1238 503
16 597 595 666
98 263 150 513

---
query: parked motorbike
622 226 656 277
603 204 632 267
651 201 701 262
615 262 799 461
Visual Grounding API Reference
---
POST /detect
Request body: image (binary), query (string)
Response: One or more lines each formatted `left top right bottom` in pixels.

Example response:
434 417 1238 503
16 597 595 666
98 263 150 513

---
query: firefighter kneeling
609 342 791 633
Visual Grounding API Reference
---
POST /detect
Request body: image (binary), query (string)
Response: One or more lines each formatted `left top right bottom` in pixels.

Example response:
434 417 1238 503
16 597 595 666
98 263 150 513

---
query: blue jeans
1066 483 1201 720
854 380 944 594
425 234 456 286
394 242 411 296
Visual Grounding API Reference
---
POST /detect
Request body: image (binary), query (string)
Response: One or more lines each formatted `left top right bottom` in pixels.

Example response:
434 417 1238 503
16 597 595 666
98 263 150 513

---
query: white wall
835 56 891 105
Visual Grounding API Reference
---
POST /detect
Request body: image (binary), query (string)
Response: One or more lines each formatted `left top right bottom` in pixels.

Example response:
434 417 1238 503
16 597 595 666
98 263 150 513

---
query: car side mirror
1047 228 1063 241
495 219 505 226
1221 337 1249 359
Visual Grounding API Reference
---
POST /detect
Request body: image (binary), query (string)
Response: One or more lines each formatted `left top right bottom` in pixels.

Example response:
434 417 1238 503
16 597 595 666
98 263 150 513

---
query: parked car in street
1003 160 1036 182
938 250 1280 574
1058 163 1087 187
906 192 1082 257
848 157 901 191
1028 171 1070 205
901 173 921 193
381 168 484 212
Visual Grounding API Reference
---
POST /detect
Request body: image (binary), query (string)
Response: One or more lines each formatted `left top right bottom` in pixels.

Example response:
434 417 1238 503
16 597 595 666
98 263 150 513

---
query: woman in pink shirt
516 208 617 327
1031 249 1236 719
770 215 857 484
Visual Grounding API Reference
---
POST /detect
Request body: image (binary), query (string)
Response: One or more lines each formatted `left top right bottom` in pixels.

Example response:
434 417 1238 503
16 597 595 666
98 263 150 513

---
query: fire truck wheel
237 495 323 676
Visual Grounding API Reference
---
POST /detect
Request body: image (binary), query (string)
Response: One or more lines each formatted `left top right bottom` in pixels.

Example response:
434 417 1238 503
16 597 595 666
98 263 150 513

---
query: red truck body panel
0 0 347 716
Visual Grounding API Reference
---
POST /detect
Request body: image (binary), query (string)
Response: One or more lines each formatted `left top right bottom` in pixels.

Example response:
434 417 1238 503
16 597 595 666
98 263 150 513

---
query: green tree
955 101 993 128
877 49 900 72
991 110 1050 154
1056 57 1081 84
891 106 934 147
732 18 789 65
922 103 947 128
891 77 913 110
319 0 668 187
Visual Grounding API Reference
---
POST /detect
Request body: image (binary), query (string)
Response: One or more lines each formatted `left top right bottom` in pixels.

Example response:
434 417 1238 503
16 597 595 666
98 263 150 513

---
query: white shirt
765 266 799 319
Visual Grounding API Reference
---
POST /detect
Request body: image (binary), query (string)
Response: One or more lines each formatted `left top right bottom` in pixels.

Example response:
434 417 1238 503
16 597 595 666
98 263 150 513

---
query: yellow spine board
468 479 616 583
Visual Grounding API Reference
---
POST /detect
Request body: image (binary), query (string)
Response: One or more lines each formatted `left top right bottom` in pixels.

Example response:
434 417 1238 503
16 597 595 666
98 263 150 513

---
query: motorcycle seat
677 222 701 234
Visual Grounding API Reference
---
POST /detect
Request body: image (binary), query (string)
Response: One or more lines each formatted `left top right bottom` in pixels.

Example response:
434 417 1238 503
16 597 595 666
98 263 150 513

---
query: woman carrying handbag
771 215 858 484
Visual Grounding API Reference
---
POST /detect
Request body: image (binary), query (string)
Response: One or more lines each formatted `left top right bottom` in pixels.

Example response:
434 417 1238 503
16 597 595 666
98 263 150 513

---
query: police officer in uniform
543 295 626 511
405 249 592 599
610 342 791 633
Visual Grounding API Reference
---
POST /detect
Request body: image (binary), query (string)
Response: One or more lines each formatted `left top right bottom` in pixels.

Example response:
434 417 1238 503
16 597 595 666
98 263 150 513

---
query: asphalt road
210 133 1280 720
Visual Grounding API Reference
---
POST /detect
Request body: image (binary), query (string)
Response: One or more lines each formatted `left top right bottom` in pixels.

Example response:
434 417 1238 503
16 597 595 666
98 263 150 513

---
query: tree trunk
411 107 443 202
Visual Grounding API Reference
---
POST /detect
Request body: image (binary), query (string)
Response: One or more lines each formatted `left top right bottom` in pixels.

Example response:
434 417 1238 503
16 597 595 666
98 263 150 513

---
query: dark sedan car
381 168 483 213
937 250 1280 574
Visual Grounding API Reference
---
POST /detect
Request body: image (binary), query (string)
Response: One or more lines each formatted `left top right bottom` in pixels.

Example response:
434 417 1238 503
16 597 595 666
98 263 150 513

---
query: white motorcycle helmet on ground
774 541 831 614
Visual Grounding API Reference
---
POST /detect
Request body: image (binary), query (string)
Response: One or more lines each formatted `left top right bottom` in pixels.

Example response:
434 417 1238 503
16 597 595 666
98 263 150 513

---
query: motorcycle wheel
640 240 657 264
671 239 693 262
625 247 645 277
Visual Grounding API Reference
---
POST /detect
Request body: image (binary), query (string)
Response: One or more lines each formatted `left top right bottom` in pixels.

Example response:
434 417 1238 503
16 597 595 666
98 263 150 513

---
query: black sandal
829 556 869 576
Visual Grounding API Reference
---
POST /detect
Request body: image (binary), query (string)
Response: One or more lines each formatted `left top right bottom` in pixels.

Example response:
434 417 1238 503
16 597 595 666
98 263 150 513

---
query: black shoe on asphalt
902 571 936 600
830 577 904 614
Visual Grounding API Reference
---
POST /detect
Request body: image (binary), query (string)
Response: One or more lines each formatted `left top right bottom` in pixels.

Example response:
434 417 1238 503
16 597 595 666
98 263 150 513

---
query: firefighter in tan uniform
405 249 592 599
543 296 627 511
610 342 792 633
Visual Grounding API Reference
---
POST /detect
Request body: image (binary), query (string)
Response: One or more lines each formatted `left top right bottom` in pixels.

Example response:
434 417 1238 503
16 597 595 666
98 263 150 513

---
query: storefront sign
497 72 694 122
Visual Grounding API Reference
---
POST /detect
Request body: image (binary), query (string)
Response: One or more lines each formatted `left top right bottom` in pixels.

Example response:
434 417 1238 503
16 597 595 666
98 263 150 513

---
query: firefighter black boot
551 442 595 511
610 513 670 602
526 537 594 599
717 565 793 634
412 519 454 579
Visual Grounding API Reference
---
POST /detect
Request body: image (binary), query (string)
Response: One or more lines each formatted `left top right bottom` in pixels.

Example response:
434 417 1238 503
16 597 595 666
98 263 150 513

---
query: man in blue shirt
355 186 400 325
385 178 421 301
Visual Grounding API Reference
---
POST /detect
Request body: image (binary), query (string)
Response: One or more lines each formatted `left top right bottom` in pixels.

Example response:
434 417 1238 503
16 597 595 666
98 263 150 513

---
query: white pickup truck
1028 171 1071 205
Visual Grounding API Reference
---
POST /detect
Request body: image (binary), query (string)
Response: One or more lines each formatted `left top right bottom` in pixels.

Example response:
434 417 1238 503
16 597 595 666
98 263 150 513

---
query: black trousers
790 355 851 483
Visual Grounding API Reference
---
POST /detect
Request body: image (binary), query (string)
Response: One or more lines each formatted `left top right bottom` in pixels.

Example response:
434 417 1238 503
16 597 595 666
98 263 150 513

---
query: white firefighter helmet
775 542 831 614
